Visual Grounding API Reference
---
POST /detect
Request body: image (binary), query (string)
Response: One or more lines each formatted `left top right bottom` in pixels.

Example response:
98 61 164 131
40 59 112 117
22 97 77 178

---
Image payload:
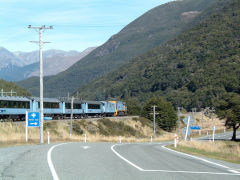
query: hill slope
76 0 240 110
0 79 30 96
18 0 219 97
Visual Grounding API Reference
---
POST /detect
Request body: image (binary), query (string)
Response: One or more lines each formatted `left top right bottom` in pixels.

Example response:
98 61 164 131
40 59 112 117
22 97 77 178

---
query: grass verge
169 140 240 164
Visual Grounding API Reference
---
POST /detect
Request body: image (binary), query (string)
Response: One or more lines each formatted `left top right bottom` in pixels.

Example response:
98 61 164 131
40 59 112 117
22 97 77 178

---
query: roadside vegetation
0 116 174 147
0 79 30 96
170 140 240 164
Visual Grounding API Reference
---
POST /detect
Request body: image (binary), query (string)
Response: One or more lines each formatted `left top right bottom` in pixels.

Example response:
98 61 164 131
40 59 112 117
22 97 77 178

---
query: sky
0 0 172 52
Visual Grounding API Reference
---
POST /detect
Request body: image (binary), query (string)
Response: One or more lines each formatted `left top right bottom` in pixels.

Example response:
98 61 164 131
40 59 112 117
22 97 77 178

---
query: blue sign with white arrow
28 112 39 127
190 126 201 130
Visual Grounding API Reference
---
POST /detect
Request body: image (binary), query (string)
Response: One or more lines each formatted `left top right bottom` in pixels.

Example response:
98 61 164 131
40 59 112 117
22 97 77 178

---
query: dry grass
177 112 226 138
173 140 240 163
0 117 174 147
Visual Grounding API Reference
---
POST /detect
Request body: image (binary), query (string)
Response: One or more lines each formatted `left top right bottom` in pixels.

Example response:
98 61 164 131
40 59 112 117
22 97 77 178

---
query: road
0 132 240 180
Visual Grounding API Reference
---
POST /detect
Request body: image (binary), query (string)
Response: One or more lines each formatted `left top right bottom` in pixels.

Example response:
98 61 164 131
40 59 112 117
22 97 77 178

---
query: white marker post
224 128 226 133
48 131 50 144
25 111 28 142
185 116 190 141
174 134 177 148
119 136 122 144
84 134 87 143
213 126 216 142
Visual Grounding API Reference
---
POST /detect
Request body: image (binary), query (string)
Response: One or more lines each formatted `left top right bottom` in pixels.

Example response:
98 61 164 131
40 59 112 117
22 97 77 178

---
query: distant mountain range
18 0 219 97
0 47 96 81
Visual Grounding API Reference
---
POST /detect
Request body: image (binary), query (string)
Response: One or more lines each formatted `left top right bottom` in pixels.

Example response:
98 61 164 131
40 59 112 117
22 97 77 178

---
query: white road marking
228 170 240 174
47 143 67 180
111 143 240 176
111 144 144 171
161 145 230 169
143 169 240 175
82 146 90 149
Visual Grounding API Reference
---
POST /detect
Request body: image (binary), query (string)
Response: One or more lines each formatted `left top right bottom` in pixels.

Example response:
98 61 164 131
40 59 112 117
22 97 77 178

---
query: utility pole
177 107 181 135
28 25 53 144
150 105 159 137
70 96 74 137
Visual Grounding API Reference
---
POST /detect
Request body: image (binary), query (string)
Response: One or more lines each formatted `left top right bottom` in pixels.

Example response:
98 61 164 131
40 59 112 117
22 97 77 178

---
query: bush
142 97 177 132
72 122 84 135
98 118 144 137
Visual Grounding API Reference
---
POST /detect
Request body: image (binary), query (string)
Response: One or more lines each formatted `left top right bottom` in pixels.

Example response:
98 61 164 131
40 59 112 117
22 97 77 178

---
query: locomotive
0 96 127 121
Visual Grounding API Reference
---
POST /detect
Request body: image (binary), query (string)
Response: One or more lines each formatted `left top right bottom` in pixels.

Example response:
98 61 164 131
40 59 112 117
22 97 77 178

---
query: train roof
82 100 102 105
30 97 61 103
0 96 30 101
64 99 83 104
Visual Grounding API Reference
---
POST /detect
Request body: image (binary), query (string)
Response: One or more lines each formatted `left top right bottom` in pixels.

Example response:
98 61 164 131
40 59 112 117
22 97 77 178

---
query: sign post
185 116 190 141
25 111 28 142
213 126 216 142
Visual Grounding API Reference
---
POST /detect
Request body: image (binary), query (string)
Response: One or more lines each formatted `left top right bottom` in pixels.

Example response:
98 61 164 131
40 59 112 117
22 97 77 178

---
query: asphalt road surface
1 132 240 180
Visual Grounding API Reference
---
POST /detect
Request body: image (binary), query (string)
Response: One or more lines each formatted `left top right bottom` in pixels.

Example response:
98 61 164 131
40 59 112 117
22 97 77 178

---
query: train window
38 102 59 109
0 100 30 109
74 104 82 109
65 103 71 109
88 104 100 109
65 103 82 109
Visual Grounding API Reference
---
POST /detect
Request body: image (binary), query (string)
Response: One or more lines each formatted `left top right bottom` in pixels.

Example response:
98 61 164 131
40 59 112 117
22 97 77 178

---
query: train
0 96 127 121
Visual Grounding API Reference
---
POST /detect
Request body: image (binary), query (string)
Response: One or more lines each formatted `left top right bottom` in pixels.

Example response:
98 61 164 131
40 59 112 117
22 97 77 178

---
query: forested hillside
76 0 240 110
18 0 219 97
0 79 30 96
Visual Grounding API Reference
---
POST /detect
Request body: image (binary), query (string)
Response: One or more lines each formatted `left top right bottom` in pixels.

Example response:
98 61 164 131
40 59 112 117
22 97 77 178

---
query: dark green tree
216 93 240 141
142 97 177 132
125 98 142 115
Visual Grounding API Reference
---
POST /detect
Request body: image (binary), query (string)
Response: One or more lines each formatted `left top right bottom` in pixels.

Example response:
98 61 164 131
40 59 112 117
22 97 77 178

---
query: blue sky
0 0 172 52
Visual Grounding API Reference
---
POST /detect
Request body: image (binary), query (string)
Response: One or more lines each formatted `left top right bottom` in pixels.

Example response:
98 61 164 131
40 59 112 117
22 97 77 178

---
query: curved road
1 132 240 180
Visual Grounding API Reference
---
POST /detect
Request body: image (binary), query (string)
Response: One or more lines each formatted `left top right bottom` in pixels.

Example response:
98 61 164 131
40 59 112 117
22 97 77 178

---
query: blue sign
182 127 192 135
0 109 6 113
190 126 201 130
183 116 194 125
44 117 52 120
213 126 216 131
28 112 39 127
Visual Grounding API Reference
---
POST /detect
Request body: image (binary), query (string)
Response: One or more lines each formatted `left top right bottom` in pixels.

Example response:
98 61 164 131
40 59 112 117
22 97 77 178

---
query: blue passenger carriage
31 97 63 119
82 101 102 117
0 96 31 120
63 99 84 118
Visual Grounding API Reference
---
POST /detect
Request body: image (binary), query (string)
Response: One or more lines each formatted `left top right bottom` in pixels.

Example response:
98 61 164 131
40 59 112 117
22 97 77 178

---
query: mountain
75 0 239 110
0 79 31 96
29 47 96 77
14 49 80 65
18 0 219 97
0 47 25 69
0 47 95 81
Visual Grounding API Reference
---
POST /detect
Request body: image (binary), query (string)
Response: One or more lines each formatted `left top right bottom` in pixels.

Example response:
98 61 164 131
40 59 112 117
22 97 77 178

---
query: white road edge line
143 169 240 175
161 145 240 174
229 170 240 174
47 143 68 180
111 144 240 176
